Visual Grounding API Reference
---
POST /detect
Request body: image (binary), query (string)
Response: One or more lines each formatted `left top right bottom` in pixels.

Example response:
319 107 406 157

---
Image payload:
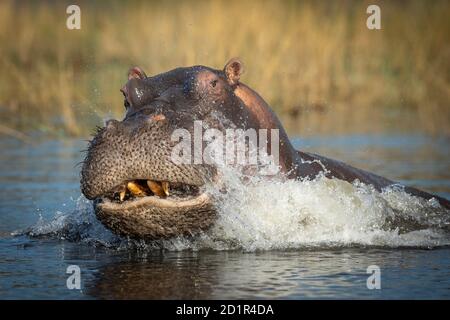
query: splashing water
24 159 450 252
20 196 120 247
166 163 449 250
204 172 449 250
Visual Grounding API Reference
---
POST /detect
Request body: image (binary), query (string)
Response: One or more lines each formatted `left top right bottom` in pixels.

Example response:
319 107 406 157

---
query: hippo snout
80 99 218 239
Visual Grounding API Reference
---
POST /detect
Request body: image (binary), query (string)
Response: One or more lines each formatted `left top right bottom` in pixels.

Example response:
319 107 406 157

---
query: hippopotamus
80 59 450 240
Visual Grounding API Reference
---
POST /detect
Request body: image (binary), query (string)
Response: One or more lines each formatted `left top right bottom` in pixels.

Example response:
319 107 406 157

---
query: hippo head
81 59 262 239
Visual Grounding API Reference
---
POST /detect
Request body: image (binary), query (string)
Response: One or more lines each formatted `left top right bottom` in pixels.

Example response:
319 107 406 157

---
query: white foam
168 166 450 251
26 167 450 251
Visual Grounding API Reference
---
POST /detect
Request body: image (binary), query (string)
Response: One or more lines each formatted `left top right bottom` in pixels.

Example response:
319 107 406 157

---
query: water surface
0 135 449 299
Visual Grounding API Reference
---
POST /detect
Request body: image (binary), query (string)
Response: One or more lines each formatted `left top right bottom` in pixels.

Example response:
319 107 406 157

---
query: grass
0 0 449 137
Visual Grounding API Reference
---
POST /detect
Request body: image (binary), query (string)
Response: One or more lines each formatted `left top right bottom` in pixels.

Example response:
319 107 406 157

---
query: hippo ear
224 58 244 85
128 66 147 80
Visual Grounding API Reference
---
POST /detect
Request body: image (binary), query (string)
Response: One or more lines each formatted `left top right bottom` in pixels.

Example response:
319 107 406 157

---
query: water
0 134 449 299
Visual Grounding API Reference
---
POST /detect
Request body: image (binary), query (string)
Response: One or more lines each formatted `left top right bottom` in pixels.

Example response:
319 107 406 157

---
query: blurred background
0 0 448 137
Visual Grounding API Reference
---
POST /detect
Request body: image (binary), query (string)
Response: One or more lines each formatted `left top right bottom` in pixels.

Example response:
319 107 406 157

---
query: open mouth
91 178 214 239
97 179 203 206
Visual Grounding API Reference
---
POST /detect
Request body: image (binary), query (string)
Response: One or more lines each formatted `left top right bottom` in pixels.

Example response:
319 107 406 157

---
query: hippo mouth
91 178 216 240
99 179 202 204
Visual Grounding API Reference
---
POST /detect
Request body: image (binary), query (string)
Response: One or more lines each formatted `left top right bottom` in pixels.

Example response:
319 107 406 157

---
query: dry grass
0 0 449 137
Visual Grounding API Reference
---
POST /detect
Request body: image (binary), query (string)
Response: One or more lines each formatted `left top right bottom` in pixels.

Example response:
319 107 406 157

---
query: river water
0 134 449 299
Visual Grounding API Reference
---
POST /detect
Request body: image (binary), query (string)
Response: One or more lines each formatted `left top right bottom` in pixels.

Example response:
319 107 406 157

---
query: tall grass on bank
0 0 449 137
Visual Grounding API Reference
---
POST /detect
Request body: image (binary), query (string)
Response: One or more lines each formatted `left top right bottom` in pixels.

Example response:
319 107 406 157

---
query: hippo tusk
119 190 126 202
161 181 170 196
127 181 147 197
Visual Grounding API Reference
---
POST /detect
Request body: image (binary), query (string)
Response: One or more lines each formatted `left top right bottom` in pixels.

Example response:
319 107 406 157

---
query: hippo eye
210 80 218 88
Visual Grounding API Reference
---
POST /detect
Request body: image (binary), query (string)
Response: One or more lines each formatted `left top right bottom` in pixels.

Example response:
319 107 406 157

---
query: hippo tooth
147 180 166 197
119 190 126 202
161 181 170 196
127 181 147 197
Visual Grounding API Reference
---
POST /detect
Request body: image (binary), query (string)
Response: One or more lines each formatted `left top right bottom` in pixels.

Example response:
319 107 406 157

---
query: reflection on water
87 249 449 299
0 135 449 299
2 239 449 299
